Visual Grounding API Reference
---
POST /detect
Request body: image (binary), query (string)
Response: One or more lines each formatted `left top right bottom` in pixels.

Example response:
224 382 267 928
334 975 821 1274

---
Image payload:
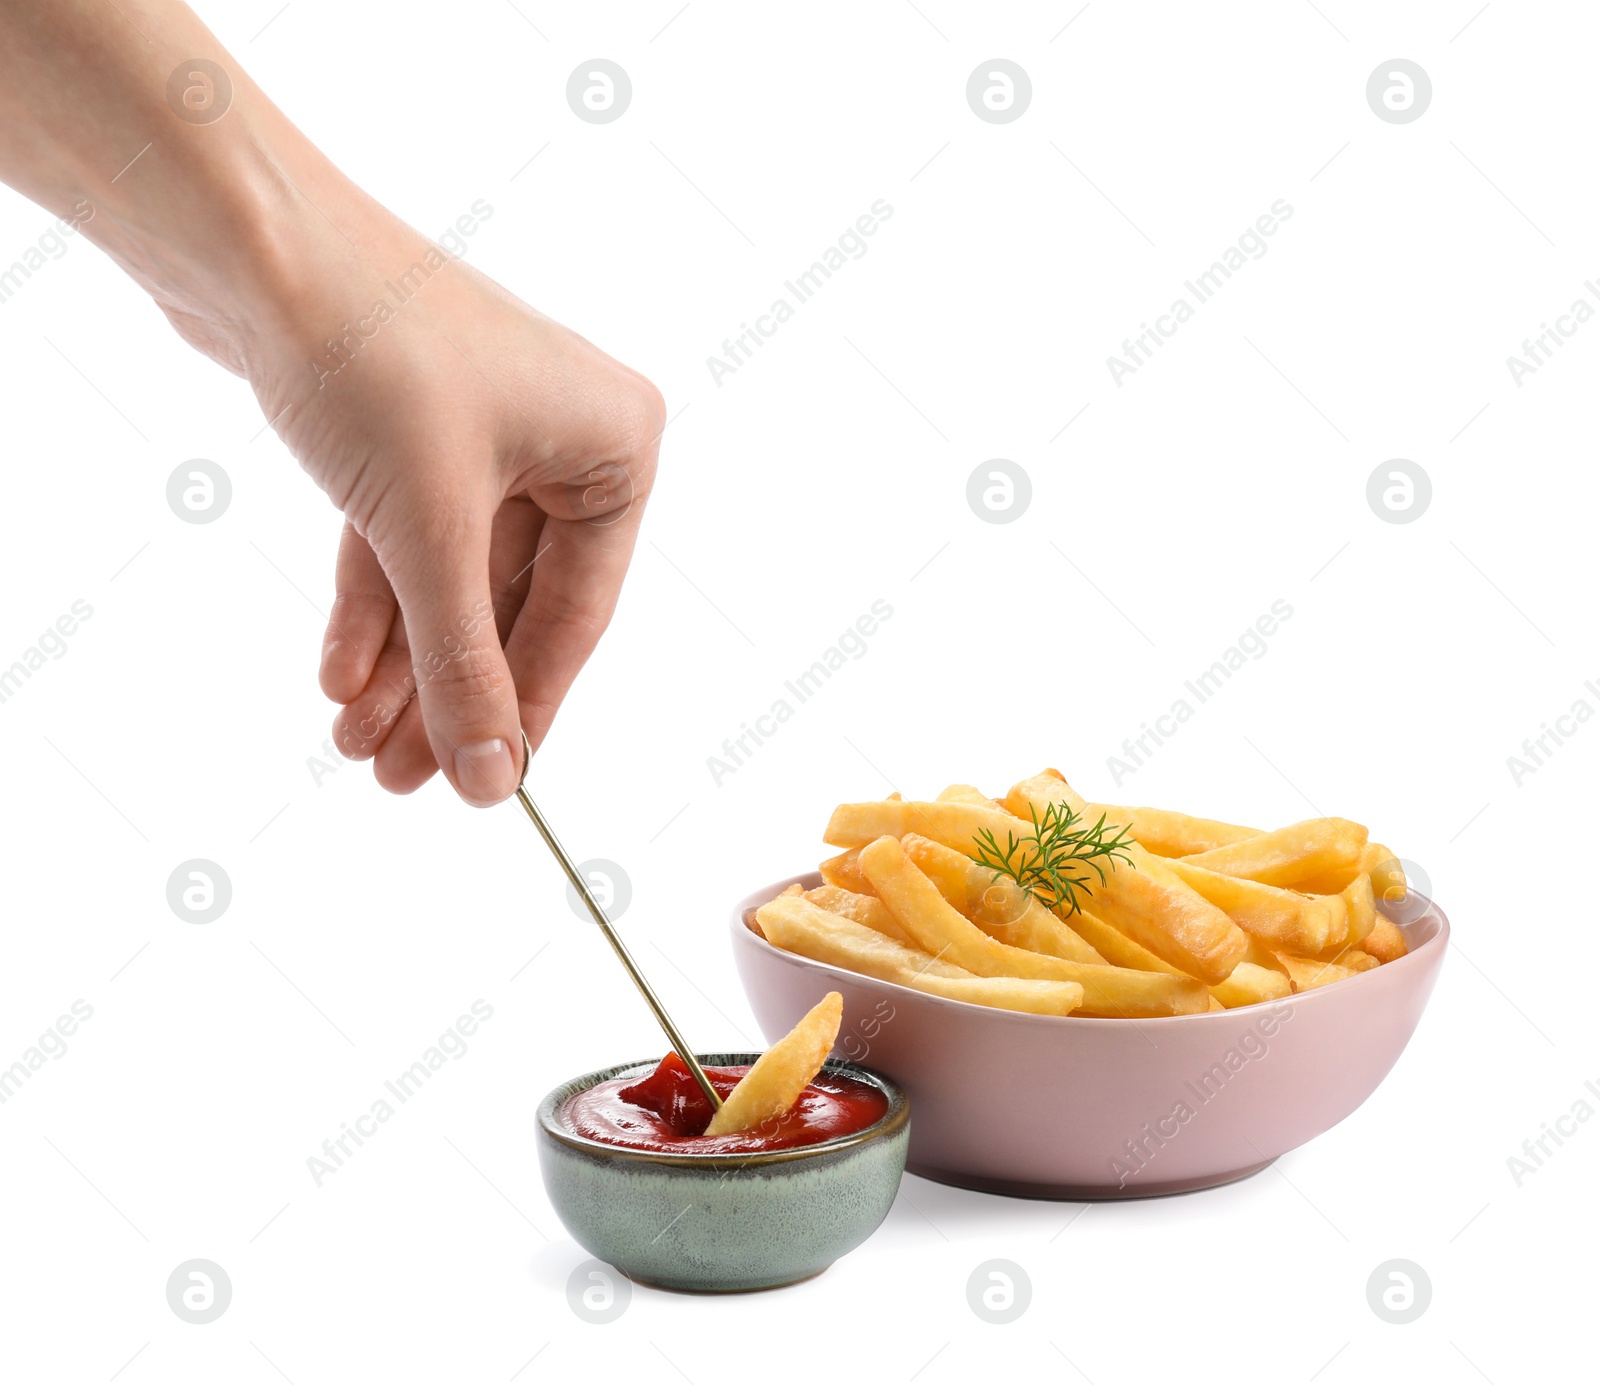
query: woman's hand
0 0 664 806
244 217 665 805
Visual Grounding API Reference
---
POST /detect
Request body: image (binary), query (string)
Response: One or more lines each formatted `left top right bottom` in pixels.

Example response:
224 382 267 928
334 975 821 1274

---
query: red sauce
560 1053 888 1154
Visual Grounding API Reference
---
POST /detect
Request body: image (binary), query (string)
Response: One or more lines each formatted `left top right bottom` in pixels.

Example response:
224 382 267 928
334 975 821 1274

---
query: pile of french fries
753 770 1413 1019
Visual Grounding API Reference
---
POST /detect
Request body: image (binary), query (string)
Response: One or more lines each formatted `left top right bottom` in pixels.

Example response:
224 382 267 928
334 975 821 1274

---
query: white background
1 1 1594 1382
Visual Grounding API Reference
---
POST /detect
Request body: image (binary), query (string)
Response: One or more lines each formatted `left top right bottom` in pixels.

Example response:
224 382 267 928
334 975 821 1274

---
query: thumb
384 512 523 807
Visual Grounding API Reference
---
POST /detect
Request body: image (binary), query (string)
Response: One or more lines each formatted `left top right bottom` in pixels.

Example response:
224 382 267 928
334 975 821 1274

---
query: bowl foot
621 1264 832 1294
904 1157 1277 1201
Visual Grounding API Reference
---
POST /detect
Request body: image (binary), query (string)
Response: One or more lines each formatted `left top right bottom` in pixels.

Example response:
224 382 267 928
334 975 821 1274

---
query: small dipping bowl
536 1053 909 1292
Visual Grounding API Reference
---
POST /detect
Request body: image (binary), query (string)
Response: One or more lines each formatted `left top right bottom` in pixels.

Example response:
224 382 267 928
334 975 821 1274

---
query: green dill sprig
968 802 1133 916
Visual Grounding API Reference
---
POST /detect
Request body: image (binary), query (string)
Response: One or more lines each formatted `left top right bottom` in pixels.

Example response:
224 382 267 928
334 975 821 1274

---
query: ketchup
560 1053 888 1154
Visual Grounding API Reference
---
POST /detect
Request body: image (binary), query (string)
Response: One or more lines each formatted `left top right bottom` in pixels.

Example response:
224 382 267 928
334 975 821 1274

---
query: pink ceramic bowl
731 873 1449 1199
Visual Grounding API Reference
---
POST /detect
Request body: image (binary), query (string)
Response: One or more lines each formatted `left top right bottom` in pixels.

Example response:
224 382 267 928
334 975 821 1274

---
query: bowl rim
537 1052 910 1169
732 871 1450 1028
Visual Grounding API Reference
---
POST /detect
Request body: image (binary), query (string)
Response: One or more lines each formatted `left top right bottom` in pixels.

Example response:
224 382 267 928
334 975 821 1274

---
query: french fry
1333 872 1377 953
804 885 919 948
857 837 1208 1016
1276 954 1359 992
1066 908 1194 978
937 784 1003 809
908 974 1087 1015
1209 961 1293 1009
1180 818 1369 889
969 886 1108 966
1067 858 1248 985
1331 947 1381 973
1075 906 1288 1003
760 894 970 980
824 800 1026 855
859 834 1058 978
1295 865 1355 893
755 894 1083 1015
1357 915 1409 964
1166 857 1340 953
1005 774 1250 984
1319 892 1349 955
1096 805 1260 857
1368 844 1409 904
1059 963 1211 1017
900 833 1107 964
819 848 872 894
1292 838 1395 889
899 833 972 909
1240 933 1290 977
705 990 843 1136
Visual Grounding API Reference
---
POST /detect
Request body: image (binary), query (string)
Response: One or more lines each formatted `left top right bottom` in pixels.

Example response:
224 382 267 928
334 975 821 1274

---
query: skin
0 1 664 805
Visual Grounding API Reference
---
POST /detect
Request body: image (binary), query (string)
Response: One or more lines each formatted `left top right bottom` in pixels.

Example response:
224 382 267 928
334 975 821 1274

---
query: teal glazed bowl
536 1053 909 1292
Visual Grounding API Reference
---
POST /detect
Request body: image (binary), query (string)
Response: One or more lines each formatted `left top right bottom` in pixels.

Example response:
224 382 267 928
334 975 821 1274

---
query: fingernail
453 738 517 806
